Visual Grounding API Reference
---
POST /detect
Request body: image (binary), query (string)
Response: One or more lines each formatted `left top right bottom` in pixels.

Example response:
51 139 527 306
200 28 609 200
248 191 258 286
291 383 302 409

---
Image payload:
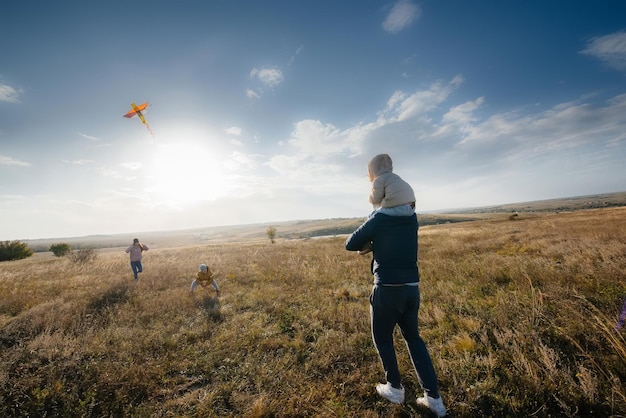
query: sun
146 139 228 208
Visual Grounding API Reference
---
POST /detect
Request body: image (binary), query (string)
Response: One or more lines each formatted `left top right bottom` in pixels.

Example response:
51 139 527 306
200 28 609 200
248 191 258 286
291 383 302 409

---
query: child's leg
359 241 373 254
190 279 198 293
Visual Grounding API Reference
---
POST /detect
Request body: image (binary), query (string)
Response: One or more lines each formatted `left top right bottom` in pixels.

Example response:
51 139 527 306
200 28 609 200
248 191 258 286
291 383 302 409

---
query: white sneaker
416 393 447 417
375 382 405 404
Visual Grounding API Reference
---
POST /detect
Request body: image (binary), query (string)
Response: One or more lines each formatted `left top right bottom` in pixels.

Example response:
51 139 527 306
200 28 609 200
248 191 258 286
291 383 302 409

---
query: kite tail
146 123 155 139
615 297 626 332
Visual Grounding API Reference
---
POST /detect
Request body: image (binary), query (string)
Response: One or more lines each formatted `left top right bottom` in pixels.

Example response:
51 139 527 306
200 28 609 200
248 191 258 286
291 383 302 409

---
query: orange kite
123 102 154 138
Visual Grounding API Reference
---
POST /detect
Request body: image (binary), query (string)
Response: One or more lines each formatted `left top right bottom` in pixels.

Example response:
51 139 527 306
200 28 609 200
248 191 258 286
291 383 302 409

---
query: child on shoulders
361 154 416 254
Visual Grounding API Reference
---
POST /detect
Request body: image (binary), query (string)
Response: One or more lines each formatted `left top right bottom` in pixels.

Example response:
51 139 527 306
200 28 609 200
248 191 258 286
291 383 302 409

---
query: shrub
49 243 72 257
0 240 34 261
267 226 277 243
67 248 97 264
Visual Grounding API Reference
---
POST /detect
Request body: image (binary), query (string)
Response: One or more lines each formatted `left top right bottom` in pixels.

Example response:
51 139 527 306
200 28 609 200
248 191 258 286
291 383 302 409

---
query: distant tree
67 248 98 264
0 240 34 262
266 226 277 244
49 243 72 257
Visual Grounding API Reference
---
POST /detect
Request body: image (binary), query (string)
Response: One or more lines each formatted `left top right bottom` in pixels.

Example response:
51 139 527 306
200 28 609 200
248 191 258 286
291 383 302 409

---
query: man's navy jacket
345 212 420 285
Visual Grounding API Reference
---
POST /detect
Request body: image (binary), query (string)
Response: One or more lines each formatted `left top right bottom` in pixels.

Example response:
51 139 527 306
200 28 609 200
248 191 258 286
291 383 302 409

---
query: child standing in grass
360 154 416 255
190 264 220 296
125 238 148 281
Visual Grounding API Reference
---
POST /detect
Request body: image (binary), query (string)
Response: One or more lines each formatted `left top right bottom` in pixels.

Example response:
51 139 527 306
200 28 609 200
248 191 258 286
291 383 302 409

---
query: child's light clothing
190 269 219 294
370 172 416 209
368 154 415 210
375 203 415 217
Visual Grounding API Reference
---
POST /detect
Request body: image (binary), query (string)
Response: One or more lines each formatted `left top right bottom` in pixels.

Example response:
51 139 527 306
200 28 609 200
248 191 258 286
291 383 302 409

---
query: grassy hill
1 206 625 416
440 191 626 214
24 191 626 253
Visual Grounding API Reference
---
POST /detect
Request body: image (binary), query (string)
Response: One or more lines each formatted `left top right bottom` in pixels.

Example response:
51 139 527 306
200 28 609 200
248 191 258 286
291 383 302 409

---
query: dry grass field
1 207 625 417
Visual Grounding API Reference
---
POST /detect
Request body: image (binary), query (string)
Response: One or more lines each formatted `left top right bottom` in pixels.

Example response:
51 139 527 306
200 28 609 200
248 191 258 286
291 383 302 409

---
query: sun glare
146 139 229 207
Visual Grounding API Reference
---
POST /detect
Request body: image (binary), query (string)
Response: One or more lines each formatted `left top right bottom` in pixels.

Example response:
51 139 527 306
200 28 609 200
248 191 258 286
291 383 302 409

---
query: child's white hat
199 264 208 273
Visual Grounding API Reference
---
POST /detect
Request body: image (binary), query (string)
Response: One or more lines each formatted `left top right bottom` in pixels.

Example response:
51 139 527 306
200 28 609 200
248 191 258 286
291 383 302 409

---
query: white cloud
246 88 261 99
0 194 25 201
288 45 304 67
581 31 626 72
224 126 242 136
265 76 466 184
442 97 485 125
0 155 30 166
378 76 463 122
62 159 96 165
0 83 22 103
100 167 122 178
250 67 284 87
223 151 260 172
288 120 352 156
437 92 626 187
78 132 99 141
437 97 486 139
382 0 420 33
120 162 142 170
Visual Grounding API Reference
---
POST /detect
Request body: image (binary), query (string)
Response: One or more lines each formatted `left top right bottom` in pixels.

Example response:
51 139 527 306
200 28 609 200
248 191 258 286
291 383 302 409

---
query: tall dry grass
1 207 625 417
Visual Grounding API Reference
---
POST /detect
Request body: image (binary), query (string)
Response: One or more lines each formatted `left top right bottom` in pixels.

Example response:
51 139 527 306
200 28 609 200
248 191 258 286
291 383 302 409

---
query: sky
1 1 626 240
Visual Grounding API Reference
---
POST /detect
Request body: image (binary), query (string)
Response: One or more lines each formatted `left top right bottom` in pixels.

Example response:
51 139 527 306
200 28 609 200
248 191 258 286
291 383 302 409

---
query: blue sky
1 1 625 240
